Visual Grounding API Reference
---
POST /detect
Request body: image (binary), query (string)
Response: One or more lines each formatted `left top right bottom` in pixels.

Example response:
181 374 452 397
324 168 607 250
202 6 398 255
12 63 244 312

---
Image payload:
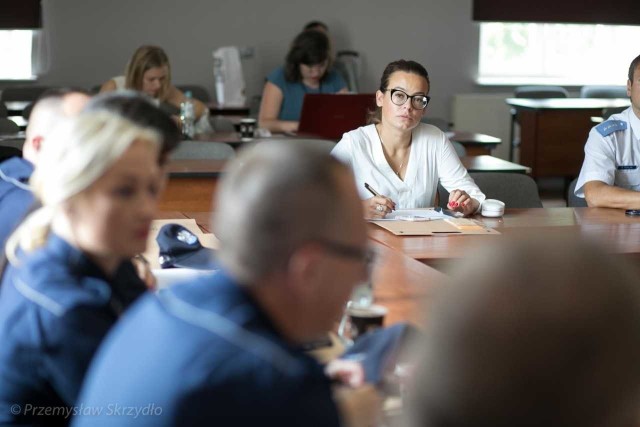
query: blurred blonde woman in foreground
0 110 162 426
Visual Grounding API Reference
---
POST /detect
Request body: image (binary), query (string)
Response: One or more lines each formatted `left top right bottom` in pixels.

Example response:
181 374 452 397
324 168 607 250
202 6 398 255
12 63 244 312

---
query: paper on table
374 208 447 222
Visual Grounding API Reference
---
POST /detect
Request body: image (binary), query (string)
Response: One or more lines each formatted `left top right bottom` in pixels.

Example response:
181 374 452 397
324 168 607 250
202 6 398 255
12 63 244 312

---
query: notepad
374 208 447 222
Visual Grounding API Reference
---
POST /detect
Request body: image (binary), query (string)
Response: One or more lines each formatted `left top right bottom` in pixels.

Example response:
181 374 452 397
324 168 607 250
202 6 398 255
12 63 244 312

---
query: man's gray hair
213 141 350 284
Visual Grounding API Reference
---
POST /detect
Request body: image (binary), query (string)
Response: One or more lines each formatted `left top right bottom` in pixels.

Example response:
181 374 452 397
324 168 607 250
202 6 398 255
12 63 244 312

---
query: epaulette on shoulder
596 120 627 137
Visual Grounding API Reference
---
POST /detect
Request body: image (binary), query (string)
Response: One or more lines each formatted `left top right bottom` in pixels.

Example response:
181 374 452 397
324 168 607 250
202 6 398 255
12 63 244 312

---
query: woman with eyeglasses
259 30 348 133
331 59 484 219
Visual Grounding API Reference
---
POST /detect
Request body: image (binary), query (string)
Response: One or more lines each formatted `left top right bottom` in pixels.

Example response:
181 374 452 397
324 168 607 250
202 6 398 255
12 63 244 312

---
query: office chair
602 106 628 120
0 118 20 134
438 172 543 209
567 177 588 207
0 146 22 162
0 137 25 151
580 85 627 99
0 86 51 103
509 86 570 161
0 103 7 118
451 141 466 157
169 141 235 160
258 138 337 154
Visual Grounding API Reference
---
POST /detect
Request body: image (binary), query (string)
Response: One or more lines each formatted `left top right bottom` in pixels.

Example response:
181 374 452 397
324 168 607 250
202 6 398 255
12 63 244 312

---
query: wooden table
462 155 530 174
157 207 640 326
447 131 501 155
160 155 530 212
162 210 446 326
368 207 640 270
506 98 630 178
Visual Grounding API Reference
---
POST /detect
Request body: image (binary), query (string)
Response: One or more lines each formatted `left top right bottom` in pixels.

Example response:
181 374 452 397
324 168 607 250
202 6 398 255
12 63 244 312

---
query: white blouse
331 123 485 208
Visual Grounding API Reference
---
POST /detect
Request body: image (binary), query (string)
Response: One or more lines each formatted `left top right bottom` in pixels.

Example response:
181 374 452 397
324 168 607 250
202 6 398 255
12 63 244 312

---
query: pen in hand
364 183 396 211
364 183 382 198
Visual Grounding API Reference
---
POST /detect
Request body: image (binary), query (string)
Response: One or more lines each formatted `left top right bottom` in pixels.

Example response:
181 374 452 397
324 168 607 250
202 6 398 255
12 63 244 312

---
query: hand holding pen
364 183 396 219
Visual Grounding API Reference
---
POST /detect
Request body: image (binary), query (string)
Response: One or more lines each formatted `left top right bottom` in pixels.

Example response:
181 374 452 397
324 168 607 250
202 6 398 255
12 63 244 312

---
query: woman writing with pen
331 60 484 219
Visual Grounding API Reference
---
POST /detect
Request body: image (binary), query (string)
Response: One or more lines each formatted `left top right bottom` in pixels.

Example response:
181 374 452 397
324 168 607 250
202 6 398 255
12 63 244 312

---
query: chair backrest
210 116 236 132
451 141 466 157
514 85 569 99
603 106 628 120
0 146 22 162
169 141 235 161
0 103 7 118
0 118 20 134
176 85 211 103
580 85 627 99
22 101 34 120
567 177 588 207
258 138 337 154
438 172 543 209
0 137 25 151
0 86 51 103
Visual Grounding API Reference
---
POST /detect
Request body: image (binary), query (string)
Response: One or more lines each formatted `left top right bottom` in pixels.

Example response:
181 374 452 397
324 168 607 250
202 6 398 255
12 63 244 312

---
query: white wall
20 0 495 122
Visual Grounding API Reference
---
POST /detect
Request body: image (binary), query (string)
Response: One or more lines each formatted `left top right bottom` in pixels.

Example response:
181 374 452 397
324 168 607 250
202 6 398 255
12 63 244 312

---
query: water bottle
180 91 196 139
213 57 225 105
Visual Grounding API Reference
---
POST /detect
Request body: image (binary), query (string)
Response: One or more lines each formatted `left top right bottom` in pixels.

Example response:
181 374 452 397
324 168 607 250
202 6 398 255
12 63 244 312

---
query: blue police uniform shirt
73 270 341 427
575 106 640 197
267 66 347 121
0 233 147 426
0 156 35 249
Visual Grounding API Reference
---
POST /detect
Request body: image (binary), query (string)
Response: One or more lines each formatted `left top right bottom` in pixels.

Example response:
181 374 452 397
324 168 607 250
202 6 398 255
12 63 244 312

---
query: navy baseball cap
156 224 217 270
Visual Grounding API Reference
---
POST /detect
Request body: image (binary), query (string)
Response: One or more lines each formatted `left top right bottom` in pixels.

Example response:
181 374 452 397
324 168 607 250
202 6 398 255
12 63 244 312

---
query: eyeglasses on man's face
384 88 431 110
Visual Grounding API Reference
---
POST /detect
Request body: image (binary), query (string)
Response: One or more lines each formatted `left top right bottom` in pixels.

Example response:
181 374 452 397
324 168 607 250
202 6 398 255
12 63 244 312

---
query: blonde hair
125 45 172 102
5 110 160 263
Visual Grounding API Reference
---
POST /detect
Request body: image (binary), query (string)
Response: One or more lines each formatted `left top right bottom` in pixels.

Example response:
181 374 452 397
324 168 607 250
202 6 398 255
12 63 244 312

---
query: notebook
297 93 376 140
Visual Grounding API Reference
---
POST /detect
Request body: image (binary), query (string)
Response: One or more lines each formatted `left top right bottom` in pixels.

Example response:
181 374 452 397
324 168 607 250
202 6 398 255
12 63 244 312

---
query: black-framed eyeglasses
384 88 431 110
312 239 375 266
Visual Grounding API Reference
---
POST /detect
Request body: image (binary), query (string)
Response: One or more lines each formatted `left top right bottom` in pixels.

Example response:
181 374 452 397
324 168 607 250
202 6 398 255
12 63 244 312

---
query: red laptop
296 93 376 140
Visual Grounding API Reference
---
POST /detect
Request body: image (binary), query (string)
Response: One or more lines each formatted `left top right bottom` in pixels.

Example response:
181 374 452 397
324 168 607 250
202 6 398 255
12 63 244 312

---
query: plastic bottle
180 91 196 139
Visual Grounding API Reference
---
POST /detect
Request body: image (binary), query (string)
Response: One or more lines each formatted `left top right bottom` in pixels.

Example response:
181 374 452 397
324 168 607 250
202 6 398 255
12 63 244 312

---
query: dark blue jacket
0 157 34 249
0 234 147 426
73 271 341 427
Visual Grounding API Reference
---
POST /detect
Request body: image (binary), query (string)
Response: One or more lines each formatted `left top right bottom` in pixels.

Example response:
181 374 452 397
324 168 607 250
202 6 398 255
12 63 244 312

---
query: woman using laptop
259 30 348 133
100 45 210 132
331 59 484 219
0 110 161 425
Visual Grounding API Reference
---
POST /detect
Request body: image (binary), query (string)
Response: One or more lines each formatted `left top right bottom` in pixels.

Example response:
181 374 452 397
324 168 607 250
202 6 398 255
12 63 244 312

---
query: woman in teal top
259 30 348 133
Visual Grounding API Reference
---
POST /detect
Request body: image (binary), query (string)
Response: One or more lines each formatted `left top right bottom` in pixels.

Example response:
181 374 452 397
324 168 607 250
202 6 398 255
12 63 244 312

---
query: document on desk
374 208 448 221
371 211 500 236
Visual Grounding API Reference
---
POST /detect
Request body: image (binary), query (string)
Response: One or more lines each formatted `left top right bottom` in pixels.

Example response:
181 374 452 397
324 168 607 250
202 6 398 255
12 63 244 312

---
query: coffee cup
347 304 387 340
239 118 257 139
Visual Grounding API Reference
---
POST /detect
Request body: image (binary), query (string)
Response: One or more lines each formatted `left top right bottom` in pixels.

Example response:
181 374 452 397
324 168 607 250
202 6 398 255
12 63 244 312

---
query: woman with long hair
331 59 484 219
259 30 348 133
0 110 162 425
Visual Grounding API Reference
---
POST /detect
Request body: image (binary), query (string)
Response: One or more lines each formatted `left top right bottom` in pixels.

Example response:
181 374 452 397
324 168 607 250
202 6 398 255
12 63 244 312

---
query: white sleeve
330 133 353 167
574 128 616 197
437 136 486 207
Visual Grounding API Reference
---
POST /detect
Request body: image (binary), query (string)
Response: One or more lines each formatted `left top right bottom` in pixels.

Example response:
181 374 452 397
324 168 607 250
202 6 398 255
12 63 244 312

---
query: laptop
296 93 376 141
